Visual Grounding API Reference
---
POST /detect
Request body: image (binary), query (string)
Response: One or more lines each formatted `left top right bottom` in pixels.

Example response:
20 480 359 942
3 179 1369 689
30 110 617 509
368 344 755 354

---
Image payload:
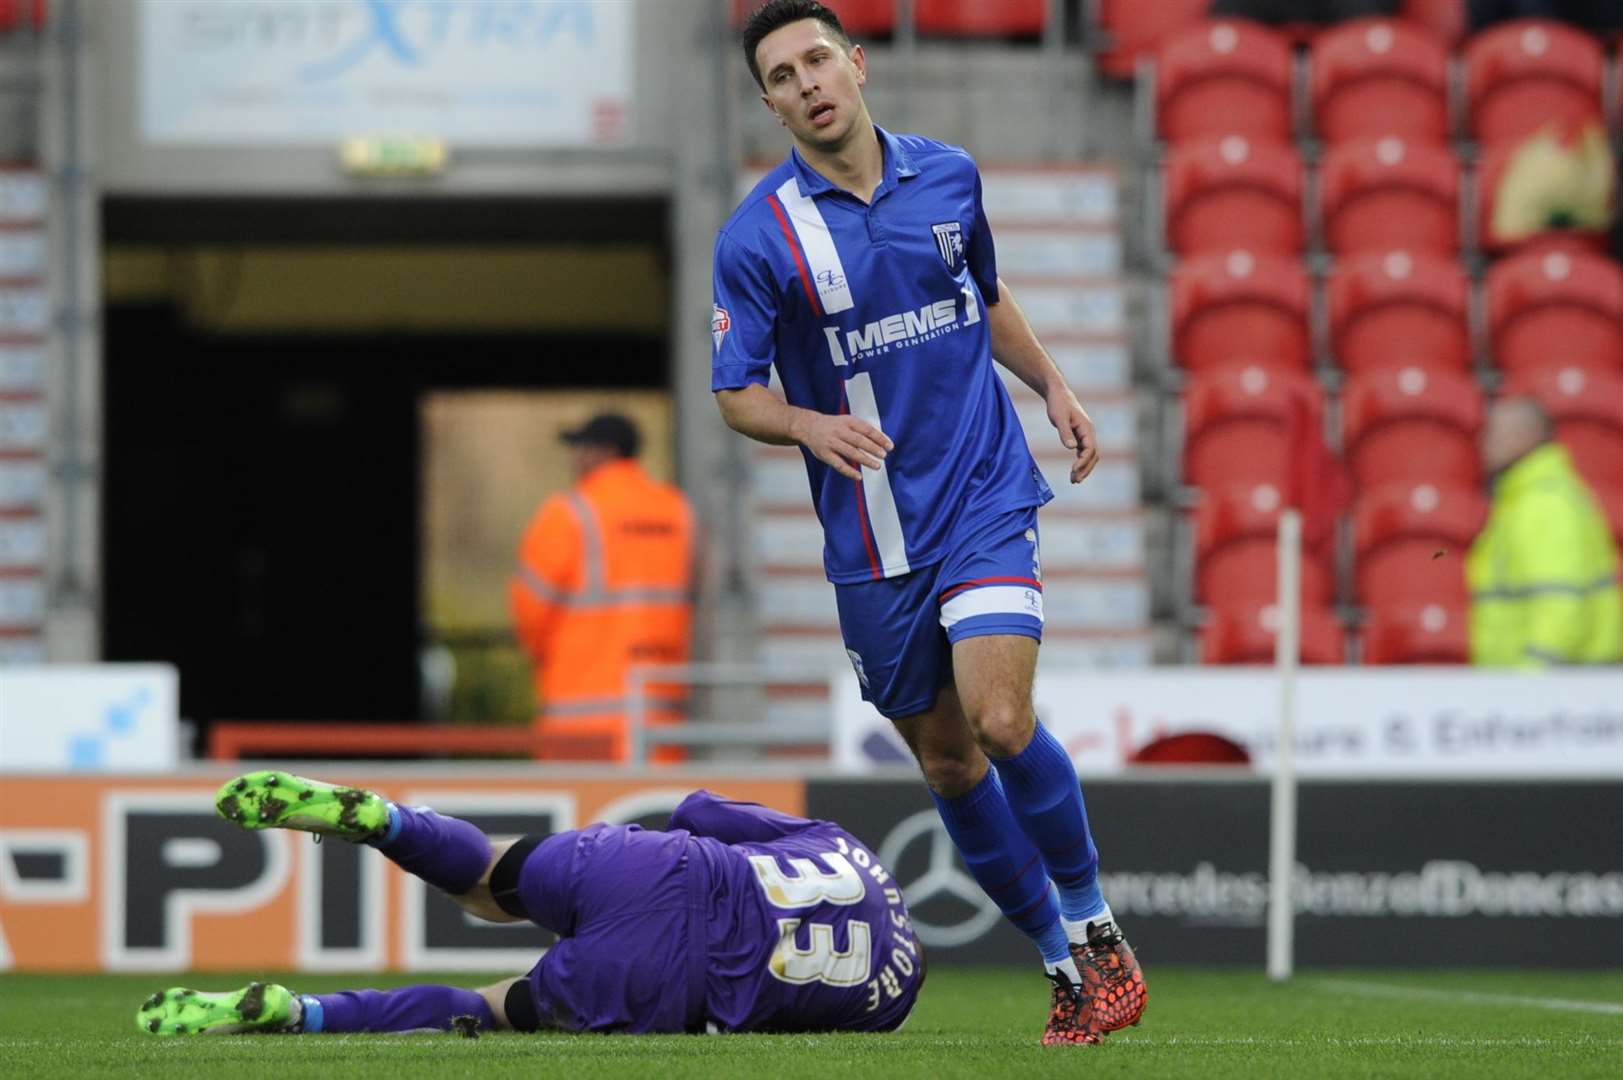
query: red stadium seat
1464 19 1604 145
1184 365 1323 492
1096 0 1208 79
1342 366 1484 490
1194 483 1336 608
733 0 895 34
1165 136 1304 255
1400 0 1465 44
1486 249 1623 377
1311 19 1450 144
1170 250 1311 374
1201 602 1346 664
1328 250 1470 375
1155 20 1294 143
1319 136 1460 255
916 0 1043 36
1353 482 1485 606
1363 600 1470 663
1505 365 1623 490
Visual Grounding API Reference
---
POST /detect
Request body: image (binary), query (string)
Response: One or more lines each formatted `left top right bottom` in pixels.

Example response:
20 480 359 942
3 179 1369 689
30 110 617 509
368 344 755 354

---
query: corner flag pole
1266 507 1302 982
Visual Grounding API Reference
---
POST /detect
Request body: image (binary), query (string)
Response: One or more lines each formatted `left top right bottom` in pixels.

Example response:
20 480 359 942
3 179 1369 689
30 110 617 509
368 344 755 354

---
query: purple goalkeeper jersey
671 790 924 1033
518 791 922 1034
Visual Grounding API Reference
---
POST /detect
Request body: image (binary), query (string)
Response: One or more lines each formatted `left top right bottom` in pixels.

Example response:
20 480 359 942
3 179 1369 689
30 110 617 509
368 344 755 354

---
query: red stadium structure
1328 249 1470 375
1311 18 1450 143
1170 250 1311 373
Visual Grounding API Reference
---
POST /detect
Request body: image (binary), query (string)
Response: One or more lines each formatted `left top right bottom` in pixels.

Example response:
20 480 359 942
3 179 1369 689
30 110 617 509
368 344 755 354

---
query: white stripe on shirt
775 177 855 314
843 371 910 577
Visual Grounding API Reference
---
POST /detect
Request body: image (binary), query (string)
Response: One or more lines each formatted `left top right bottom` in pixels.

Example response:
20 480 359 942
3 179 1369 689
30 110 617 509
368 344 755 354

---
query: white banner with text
832 668 1623 777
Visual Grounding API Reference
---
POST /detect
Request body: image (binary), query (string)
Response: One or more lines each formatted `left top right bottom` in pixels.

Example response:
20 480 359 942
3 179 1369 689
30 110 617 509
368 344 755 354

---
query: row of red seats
1164 133 1603 257
0 0 47 33
1152 17 1610 146
730 0 1045 36
1201 600 1474 664
1173 247 1623 378
1185 362 1623 498
1197 471 1623 659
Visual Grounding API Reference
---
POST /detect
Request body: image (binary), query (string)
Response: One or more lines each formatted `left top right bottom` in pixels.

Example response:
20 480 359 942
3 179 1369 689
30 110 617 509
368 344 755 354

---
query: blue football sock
989 721 1107 924
367 804 491 896
301 985 493 1034
931 768 1070 964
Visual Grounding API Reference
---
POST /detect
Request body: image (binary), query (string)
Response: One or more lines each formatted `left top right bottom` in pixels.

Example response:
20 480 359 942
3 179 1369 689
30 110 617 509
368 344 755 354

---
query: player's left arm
986 278 1100 485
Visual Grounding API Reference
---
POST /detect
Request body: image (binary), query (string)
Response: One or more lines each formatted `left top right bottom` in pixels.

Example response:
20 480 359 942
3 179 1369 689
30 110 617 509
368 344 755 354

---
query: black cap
560 412 640 458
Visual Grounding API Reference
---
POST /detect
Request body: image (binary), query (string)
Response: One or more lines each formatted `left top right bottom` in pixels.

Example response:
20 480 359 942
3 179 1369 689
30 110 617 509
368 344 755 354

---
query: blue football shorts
834 505 1044 720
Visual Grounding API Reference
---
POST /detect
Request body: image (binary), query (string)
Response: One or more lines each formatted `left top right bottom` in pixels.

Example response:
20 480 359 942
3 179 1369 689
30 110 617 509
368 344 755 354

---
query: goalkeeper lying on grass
137 771 924 1036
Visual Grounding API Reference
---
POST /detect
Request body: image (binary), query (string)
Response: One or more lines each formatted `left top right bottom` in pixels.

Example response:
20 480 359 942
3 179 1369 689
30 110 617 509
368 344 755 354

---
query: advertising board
808 779 1623 968
834 669 1623 778
0 773 801 972
0 665 180 771
139 0 634 147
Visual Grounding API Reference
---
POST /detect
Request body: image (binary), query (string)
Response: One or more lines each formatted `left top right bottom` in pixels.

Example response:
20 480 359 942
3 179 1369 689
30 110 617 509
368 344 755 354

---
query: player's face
755 19 868 152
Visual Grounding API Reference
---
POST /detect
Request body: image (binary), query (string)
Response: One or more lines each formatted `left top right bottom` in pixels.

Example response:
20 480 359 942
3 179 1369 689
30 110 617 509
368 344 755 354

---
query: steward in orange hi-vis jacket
510 413 696 762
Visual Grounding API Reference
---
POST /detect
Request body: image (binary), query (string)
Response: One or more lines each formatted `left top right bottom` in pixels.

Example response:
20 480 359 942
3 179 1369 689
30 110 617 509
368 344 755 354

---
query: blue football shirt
712 127 1052 584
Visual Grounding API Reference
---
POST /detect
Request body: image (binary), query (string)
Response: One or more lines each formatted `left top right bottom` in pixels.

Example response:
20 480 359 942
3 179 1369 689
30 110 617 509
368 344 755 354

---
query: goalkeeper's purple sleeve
666 789 820 844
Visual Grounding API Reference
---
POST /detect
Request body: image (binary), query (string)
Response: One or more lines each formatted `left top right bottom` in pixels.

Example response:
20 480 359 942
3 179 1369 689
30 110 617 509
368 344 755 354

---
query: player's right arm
711 230 891 483
667 789 820 843
716 386 891 482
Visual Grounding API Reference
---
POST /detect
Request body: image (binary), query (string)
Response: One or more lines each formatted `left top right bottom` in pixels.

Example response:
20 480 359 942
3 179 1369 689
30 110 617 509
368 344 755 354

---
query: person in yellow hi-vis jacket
1467 397 1621 667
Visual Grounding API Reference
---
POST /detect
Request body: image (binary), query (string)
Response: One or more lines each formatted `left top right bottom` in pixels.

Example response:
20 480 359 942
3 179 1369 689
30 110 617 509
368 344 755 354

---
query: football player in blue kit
713 0 1146 1045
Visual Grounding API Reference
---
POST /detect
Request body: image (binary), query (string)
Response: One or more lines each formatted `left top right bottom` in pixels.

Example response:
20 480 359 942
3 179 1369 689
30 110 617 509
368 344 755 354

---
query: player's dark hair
741 0 852 90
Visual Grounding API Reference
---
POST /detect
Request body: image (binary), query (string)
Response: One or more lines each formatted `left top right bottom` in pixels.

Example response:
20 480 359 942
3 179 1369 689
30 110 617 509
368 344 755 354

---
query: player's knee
915 746 983 798
969 701 1035 759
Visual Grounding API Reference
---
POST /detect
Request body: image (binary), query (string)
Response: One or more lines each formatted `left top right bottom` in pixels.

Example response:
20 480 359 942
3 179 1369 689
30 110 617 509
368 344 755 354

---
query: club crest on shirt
931 221 965 272
712 304 731 352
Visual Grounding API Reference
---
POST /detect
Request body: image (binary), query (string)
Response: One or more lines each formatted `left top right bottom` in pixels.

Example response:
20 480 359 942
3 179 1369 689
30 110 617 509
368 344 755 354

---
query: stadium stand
1153 20 1295 143
1506 364 1623 490
1144 9 1623 667
1327 250 1470 374
732 0 896 34
1164 136 1304 255
1399 0 1465 44
1318 136 1461 256
1485 249 1623 377
1094 0 1209 78
1463 19 1605 145
915 0 1046 37
1170 249 1312 373
1341 366 1483 491
1201 601 1347 664
1310 19 1450 143
1353 481 1484 605
1193 482 1336 608
1361 599 1471 663
1183 364 1322 491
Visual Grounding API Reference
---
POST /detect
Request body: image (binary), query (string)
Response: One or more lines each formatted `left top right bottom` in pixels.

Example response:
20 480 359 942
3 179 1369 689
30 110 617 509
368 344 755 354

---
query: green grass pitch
3 967 1620 1078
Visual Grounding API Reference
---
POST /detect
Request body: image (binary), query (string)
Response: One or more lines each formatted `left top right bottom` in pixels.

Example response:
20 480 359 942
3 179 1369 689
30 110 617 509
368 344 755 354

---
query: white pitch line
1315 978 1623 1017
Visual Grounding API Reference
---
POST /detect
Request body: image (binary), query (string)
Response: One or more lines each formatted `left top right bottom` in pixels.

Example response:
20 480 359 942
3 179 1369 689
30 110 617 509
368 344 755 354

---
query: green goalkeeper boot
215 770 389 841
136 982 296 1036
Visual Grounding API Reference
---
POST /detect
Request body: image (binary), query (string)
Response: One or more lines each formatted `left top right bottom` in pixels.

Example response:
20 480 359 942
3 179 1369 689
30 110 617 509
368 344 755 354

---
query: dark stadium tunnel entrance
100 196 670 747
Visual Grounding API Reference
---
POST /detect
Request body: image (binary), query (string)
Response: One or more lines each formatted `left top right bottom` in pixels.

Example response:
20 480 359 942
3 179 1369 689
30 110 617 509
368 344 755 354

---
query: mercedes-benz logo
878 810 1002 948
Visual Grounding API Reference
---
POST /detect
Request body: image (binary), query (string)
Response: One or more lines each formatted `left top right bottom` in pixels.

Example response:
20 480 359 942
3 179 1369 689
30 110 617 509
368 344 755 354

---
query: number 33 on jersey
749 833 922 1019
